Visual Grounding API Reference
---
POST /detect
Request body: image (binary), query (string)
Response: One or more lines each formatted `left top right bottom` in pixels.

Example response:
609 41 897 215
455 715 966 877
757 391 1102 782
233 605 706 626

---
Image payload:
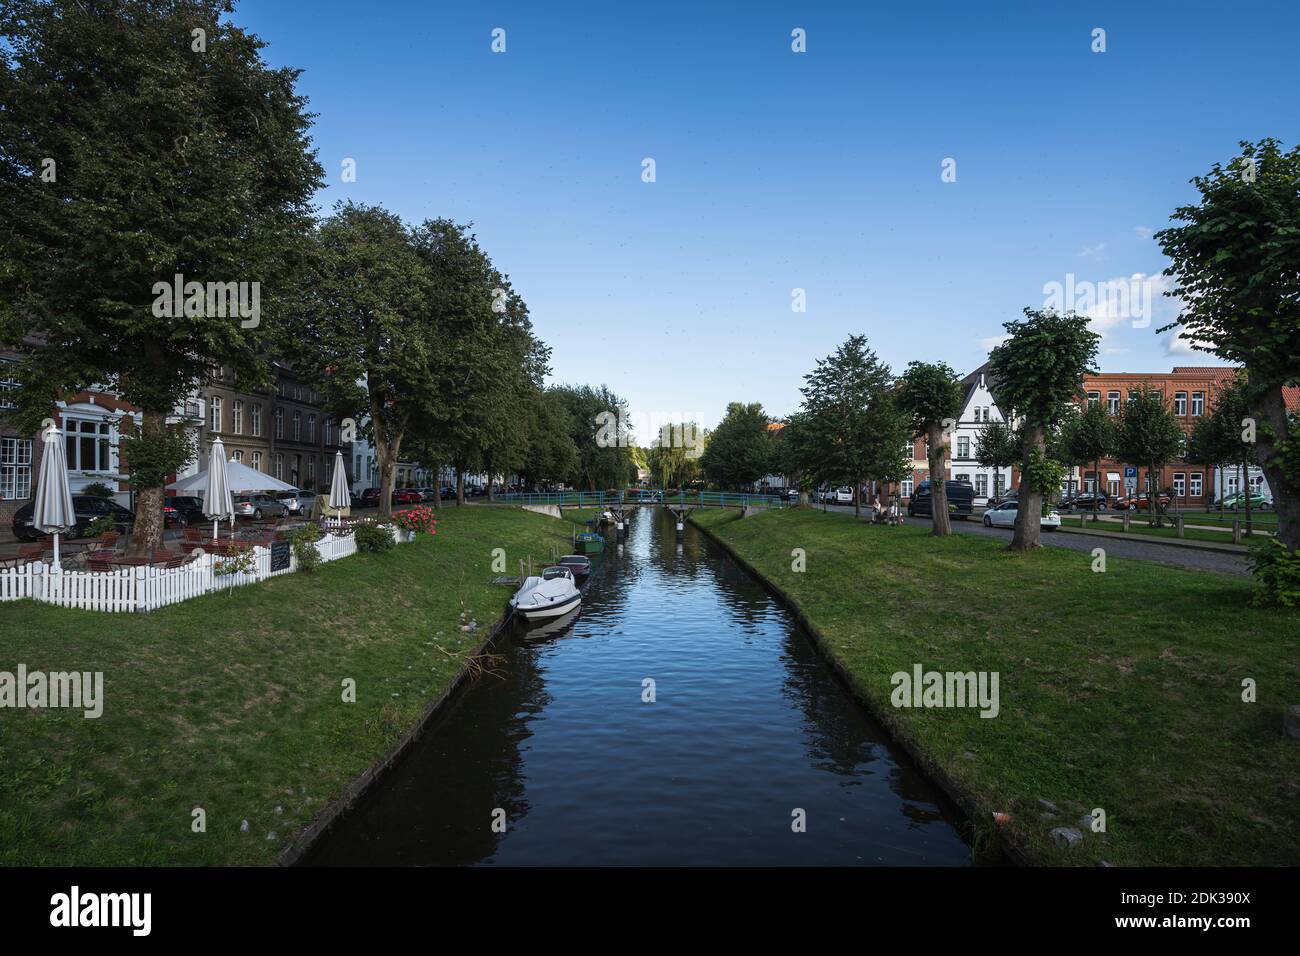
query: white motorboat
509 566 582 620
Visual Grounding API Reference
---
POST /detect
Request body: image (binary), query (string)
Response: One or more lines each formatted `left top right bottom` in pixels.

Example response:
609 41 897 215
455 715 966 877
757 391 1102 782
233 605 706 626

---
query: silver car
234 493 289 520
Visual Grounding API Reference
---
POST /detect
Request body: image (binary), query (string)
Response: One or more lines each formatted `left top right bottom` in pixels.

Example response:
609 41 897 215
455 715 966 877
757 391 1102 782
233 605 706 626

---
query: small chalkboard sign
270 539 291 572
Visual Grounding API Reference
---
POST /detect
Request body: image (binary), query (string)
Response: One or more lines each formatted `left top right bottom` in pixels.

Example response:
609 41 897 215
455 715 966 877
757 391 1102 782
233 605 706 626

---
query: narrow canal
307 509 973 866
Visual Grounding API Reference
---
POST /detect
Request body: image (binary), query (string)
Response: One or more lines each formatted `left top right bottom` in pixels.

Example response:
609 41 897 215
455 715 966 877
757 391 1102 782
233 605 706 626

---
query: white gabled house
949 362 1016 506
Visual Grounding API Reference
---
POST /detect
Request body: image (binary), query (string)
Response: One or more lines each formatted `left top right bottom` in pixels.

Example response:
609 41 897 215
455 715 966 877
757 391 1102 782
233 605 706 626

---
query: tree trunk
853 478 861 519
1149 463 1164 527
487 474 496 501
1010 424 1044 551
1242 455 1253 535
927 422 951 536
126 410 168 556
456 469 465 506
432 472 442 510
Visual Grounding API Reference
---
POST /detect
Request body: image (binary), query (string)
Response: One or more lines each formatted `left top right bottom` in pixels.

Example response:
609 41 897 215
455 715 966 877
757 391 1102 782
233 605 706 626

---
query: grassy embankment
691 507 1299 866
0 506 572 865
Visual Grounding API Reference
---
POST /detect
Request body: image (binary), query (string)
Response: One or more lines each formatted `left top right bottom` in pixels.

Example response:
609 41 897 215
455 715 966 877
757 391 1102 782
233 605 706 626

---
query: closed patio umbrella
328 449 350 514
32 423 76 569
201 438 235 541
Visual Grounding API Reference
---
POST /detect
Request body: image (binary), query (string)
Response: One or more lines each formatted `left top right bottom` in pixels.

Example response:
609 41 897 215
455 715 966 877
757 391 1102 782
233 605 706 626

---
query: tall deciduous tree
647 422 704 490
974 419 1020 488
700 402 773 491
988 309 1100 551
0 0 323 550
296 203 431 518
1065 400 1116 521
897 361 965 535
550 384 635 490
1157 138 1300 554
1114 386 1185 526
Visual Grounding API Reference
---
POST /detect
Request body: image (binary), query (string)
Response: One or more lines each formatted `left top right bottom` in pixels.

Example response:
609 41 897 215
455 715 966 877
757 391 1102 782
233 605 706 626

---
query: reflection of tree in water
307 640 548 866
774 628 967 830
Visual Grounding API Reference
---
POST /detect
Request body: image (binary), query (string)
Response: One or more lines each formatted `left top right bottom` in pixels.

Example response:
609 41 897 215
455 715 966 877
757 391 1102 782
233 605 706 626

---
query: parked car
1060 491 1110 512
834 487 853 504
359 487 382 507
233 493 288 520
1116 492 1171 511
392 488 423 505
1217 491 1271 510
907 480 975 519
272 488 304 515
986 490 1018 508
416 488 440 502
786 487 800 501
12 495 136 541
164 495 205 526
982 499 1061 531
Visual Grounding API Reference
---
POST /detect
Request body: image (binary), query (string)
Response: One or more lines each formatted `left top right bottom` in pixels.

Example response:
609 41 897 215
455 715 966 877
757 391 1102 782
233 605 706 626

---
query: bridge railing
493 490 787 509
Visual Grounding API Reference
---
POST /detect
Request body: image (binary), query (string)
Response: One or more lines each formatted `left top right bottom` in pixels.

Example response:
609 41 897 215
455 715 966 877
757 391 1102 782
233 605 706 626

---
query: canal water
307 509 973 866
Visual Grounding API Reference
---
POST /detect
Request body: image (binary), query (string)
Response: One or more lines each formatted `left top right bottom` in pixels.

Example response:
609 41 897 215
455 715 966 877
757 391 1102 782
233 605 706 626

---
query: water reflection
307 509 973 866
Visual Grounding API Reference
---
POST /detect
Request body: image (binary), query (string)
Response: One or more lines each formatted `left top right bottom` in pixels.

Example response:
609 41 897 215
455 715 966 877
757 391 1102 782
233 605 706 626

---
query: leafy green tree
518 389 580 490
295 203 432 518
700 402 773 491
974 419 1021 486
550 384 636 490
988 309 1100 550
1065 400 1116 520
1202 375 1261 532
774 411 821 506
1114 386 1186 526
797 336 904 517
0 0 323 550
1157 138 1300 556
407 218 545 506
647 422 704 490
897 361 965 535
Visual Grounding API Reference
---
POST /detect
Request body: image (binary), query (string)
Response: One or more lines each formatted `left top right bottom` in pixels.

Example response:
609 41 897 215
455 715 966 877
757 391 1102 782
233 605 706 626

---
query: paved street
817 503 1251 576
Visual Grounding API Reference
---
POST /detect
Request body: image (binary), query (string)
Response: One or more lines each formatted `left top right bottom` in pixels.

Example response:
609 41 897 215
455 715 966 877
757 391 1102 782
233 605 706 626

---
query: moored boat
558 554 592 579
575 531 604 554
509 566 582 620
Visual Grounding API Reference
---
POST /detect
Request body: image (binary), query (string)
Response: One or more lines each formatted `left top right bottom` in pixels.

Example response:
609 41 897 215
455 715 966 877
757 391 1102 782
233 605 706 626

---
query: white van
835 487 853 504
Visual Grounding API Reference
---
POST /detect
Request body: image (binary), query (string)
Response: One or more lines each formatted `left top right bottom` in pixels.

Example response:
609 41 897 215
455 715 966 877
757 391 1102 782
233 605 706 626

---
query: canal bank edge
277 605 514 867
689 513 1031 867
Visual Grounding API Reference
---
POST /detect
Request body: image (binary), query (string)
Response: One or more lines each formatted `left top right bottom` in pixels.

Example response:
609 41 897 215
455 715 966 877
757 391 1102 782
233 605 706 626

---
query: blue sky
238 0 1300 431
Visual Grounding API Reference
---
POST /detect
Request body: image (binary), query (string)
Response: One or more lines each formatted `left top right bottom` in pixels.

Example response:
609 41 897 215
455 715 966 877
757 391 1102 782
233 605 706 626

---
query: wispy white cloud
1077 242 1107 259
1133 226 1154 241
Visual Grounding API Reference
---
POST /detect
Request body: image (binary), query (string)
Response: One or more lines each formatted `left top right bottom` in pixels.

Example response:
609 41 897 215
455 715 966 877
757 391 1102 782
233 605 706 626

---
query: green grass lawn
0 506 572 865
691 507 1300 866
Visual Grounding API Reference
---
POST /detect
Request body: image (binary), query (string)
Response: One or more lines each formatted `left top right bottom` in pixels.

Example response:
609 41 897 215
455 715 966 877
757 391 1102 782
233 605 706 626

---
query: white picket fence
0 524 415 614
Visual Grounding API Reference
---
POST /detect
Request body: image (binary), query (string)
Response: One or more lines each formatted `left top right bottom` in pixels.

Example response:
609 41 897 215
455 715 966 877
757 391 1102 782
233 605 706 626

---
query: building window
1087 391 1100 406
354 455 361 480
901 478 914 498
1190 472 1203 497
274 453 284 480
307 456 316 489
974 474 988 497
1 437 33 500
292 411 301 441
1173 472 1186 497
275 407 284 439
210 396 222 433
324 418 333 446
957 436 970 459
1191 391 1205 416
1174 392 1187 416
292 454 301 486
232 449 243 463
1107 391 1120 415
65 418 112 472
307 414 316 442
993 473 1004 497
250 403 261 437
1127 390 1138 405
0 361 19 410
251 451 261 472
232 399 243 435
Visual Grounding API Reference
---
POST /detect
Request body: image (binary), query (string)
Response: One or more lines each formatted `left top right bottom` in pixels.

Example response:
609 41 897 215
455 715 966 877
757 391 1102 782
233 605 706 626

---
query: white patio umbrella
32 423 76 569
171 458 297 494
200 438 235 541
328 449 350 514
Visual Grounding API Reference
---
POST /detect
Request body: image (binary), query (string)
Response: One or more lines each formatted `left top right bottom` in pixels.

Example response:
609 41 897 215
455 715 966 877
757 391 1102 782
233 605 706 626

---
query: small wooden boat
509 566 582 620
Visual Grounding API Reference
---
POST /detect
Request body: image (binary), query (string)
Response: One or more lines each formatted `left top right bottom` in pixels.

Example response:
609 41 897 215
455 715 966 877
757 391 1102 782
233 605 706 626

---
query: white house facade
949 364 1015 506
